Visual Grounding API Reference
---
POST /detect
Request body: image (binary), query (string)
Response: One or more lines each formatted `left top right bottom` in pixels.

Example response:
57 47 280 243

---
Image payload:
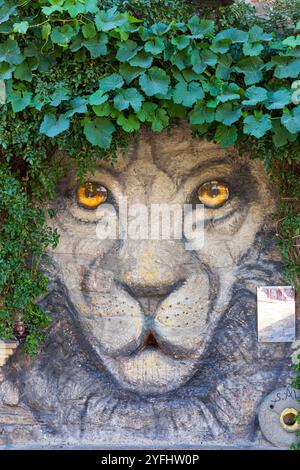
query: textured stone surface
0 126 297 448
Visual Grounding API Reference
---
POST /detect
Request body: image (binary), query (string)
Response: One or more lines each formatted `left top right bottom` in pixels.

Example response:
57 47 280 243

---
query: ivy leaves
244 112 272 138
139 67 170 96
0 38 22 64
1 5 300 149
173 81 204 107
51 25 78 45
40 114 70 137
84 117 115 147
281 106 300 133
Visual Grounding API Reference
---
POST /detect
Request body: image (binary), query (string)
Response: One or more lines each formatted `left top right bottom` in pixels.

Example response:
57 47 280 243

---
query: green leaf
243 112 272 138
42 5 63 15
215 28 248 43
10 91 32 112
182 68 200 82
242 42 264 56
49 87 70 107
189 49 207 74
171 48 191 71
271 119 297 147
166 101 186 118
84 117 115 147
119 63 144 84
42 23 52 41
82 33 108 58
82 23 97 39
173 81 204 107
136 102 158 122
92 102 111 117
272 57 300 79
242 86 268 106
139 67 170 97
117 113 140 132
113 88 144 112
201 49 218 66
95 7 127 32
188 16 214 38
282 34 300 47
210 38 231 54
171 35 190 50
190 104 215 125
151 108 169 131
235 57 264 85
24 42 56 72
248 25 272 42
116 40 140 62
0 39 22 65
51 25 77 45
13 21 29 34
215 103 241 126
99 73 124 92
65 97 87 118
202 77 223 97
40 114 70 138
216 54 232 80
219 83 241 103
129 52 153 68
88 90 109 106
266 88 291 110
144 37 165 55
281 106 300 133
0 2 16 25
0 62 14 80
14 60 35 82
214 124 237 148
150 22 170 36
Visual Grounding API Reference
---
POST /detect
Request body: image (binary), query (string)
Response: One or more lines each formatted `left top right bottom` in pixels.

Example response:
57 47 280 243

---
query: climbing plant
0 1 299 358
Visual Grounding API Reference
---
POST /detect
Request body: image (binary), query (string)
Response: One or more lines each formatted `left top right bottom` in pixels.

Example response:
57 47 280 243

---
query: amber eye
76 181 108 209
197 180 229 208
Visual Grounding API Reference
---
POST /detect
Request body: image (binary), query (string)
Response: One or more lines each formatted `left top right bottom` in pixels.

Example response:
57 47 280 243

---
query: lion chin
103 349 196 395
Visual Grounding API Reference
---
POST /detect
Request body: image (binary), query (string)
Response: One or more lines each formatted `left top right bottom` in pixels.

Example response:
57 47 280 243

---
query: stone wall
0 126 298 448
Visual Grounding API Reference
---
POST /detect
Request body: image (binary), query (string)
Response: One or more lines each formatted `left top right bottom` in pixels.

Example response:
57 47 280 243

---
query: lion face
48 126 275 395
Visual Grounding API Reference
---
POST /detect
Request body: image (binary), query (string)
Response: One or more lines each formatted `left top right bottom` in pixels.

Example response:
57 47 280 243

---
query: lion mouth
104 348 196 395
140 330 159 350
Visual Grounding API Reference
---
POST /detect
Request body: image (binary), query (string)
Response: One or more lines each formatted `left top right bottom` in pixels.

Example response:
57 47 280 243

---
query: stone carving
259 386 300 447
0 126 295 447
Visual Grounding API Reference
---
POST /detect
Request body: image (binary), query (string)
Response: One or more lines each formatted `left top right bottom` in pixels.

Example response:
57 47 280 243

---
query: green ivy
0 1 299 359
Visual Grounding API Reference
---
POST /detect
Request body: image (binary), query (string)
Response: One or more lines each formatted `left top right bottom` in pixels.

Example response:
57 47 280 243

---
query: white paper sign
257 286 295 342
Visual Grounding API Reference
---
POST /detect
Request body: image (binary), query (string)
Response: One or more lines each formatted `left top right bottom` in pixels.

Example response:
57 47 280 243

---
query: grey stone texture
259 386 300 447
0 126 298 448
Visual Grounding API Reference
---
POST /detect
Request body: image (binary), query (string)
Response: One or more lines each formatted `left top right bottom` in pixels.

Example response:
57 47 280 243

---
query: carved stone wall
0 126 297 448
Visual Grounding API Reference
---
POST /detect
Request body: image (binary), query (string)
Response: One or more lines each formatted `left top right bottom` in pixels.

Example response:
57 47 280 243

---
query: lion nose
116 240 191 289
118 280 184 316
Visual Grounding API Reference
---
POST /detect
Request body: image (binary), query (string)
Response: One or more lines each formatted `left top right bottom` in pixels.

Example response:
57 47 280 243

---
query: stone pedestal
0 341 18 368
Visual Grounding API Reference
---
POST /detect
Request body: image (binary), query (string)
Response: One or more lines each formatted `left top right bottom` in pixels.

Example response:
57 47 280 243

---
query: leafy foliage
0 1 299 357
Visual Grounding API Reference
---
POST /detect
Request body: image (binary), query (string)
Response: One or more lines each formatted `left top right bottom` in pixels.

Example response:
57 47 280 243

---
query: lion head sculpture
0 125 293 447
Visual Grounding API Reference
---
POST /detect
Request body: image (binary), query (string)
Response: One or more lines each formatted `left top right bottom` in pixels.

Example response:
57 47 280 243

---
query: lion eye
197 180 229 208
76 181 108 209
